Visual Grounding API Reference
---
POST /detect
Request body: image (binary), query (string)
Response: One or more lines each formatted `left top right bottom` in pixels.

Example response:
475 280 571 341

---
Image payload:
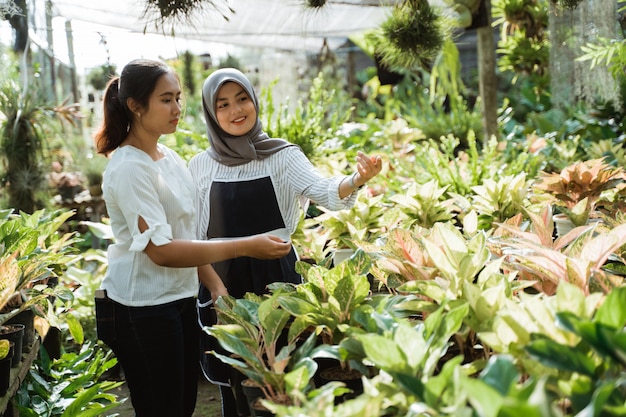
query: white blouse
101 144 198 306
188 146 357 240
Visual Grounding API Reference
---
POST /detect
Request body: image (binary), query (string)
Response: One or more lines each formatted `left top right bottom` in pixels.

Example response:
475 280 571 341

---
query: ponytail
94 77 131 156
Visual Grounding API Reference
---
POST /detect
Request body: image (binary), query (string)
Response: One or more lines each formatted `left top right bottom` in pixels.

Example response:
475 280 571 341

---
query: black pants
96 296 199 417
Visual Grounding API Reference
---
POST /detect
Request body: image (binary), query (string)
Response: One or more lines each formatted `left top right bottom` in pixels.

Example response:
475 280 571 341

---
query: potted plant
495 218 626 295
531 158 626 231
310 193 390 265
264 300 471 416
204 290 318 414
387 178 455 229
276 253 379 394
278 252 373 346
524 286 626 416
0 209 79 354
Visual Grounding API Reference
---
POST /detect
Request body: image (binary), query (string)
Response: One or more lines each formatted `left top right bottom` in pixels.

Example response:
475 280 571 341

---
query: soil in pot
5 308 35 352
318 365 376 403
250 393 292 417
0 324 24 368
313 357 340 388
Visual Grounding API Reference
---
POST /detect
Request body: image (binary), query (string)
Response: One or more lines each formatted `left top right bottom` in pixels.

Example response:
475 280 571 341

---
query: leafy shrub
15 342 123 417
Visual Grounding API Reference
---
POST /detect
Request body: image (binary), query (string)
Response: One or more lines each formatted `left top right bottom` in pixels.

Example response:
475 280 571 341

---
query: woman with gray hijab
190 67 382 416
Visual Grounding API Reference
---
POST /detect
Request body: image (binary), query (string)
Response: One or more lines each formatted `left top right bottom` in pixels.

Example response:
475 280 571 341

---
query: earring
136 112 141 118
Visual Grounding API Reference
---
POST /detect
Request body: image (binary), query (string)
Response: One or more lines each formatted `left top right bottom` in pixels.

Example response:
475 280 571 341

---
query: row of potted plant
202 147 626 416
0 209 84 400
206 222 626 416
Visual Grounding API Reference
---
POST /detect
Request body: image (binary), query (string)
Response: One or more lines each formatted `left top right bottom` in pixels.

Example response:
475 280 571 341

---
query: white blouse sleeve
110 160 173 251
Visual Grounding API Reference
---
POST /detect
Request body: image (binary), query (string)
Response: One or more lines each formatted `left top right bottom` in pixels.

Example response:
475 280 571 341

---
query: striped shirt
188 146 357 240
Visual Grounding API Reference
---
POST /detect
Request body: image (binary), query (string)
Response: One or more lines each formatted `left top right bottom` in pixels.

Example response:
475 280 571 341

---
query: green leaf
398 280 447 303
433 302 468 343
479 355 519 396
394 322 427 371
596 325 626 367
278 296 316 316
595 286 626 329
260 307 291 347
0 339 10 359
357 333 409 373
463 377 503 417
334 274 369 318
59 385 99 417
392 372 425 398
80 220 115 240
575 381 615 417
526 336 596 376
206 325 261 367
285 362 313 393
65 312 84 345
556 313 620 361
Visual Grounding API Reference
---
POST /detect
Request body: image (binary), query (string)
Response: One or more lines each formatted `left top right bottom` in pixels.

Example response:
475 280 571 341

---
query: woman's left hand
354 151 383 186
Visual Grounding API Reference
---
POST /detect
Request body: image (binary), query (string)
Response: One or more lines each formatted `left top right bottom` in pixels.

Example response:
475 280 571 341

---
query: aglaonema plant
266 301 473 417
393 221 492 305
466 172 531 231
498 221 626 295
358 227 438 290
360 220 493 293
277 250 373 346
0 209 80 341
309 193 389 251
524 286 626 415
532 158 626 227
205 290 318 406
387 179 455 229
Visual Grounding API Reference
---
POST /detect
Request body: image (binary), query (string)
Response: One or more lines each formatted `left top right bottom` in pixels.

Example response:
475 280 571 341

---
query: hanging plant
550 0 584 10
142 0 235 29
303 0 327 9
367 0 449 69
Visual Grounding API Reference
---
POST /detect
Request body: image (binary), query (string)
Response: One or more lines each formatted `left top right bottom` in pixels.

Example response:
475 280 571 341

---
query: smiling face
214 81 257 137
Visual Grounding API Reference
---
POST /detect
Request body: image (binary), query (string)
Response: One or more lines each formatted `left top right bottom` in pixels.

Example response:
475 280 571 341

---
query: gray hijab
201 68 294 166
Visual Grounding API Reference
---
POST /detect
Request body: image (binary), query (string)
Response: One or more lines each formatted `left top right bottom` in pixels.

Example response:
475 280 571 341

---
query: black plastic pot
0 324 24 368
241 379 265 417
5 308 35 353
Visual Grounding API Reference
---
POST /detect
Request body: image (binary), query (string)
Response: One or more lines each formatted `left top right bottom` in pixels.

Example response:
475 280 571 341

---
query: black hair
94 59 172 156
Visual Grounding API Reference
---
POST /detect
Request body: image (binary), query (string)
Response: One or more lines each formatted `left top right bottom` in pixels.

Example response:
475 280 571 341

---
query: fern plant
578 36 626 82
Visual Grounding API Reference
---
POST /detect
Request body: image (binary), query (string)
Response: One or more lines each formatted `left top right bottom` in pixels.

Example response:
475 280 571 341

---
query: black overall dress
197 175 301 385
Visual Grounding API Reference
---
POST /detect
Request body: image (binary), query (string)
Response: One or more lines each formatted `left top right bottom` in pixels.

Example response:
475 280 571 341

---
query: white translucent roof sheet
51 0 394 52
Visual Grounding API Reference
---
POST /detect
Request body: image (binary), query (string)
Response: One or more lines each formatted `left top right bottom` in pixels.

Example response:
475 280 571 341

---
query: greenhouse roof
51 0 396 52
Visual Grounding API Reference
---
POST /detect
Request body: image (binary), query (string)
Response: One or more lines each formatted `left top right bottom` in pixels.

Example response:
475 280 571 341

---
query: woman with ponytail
92 59 291 417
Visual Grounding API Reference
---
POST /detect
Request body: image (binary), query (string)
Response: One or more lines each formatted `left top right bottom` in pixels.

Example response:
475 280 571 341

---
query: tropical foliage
2 1 626 416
